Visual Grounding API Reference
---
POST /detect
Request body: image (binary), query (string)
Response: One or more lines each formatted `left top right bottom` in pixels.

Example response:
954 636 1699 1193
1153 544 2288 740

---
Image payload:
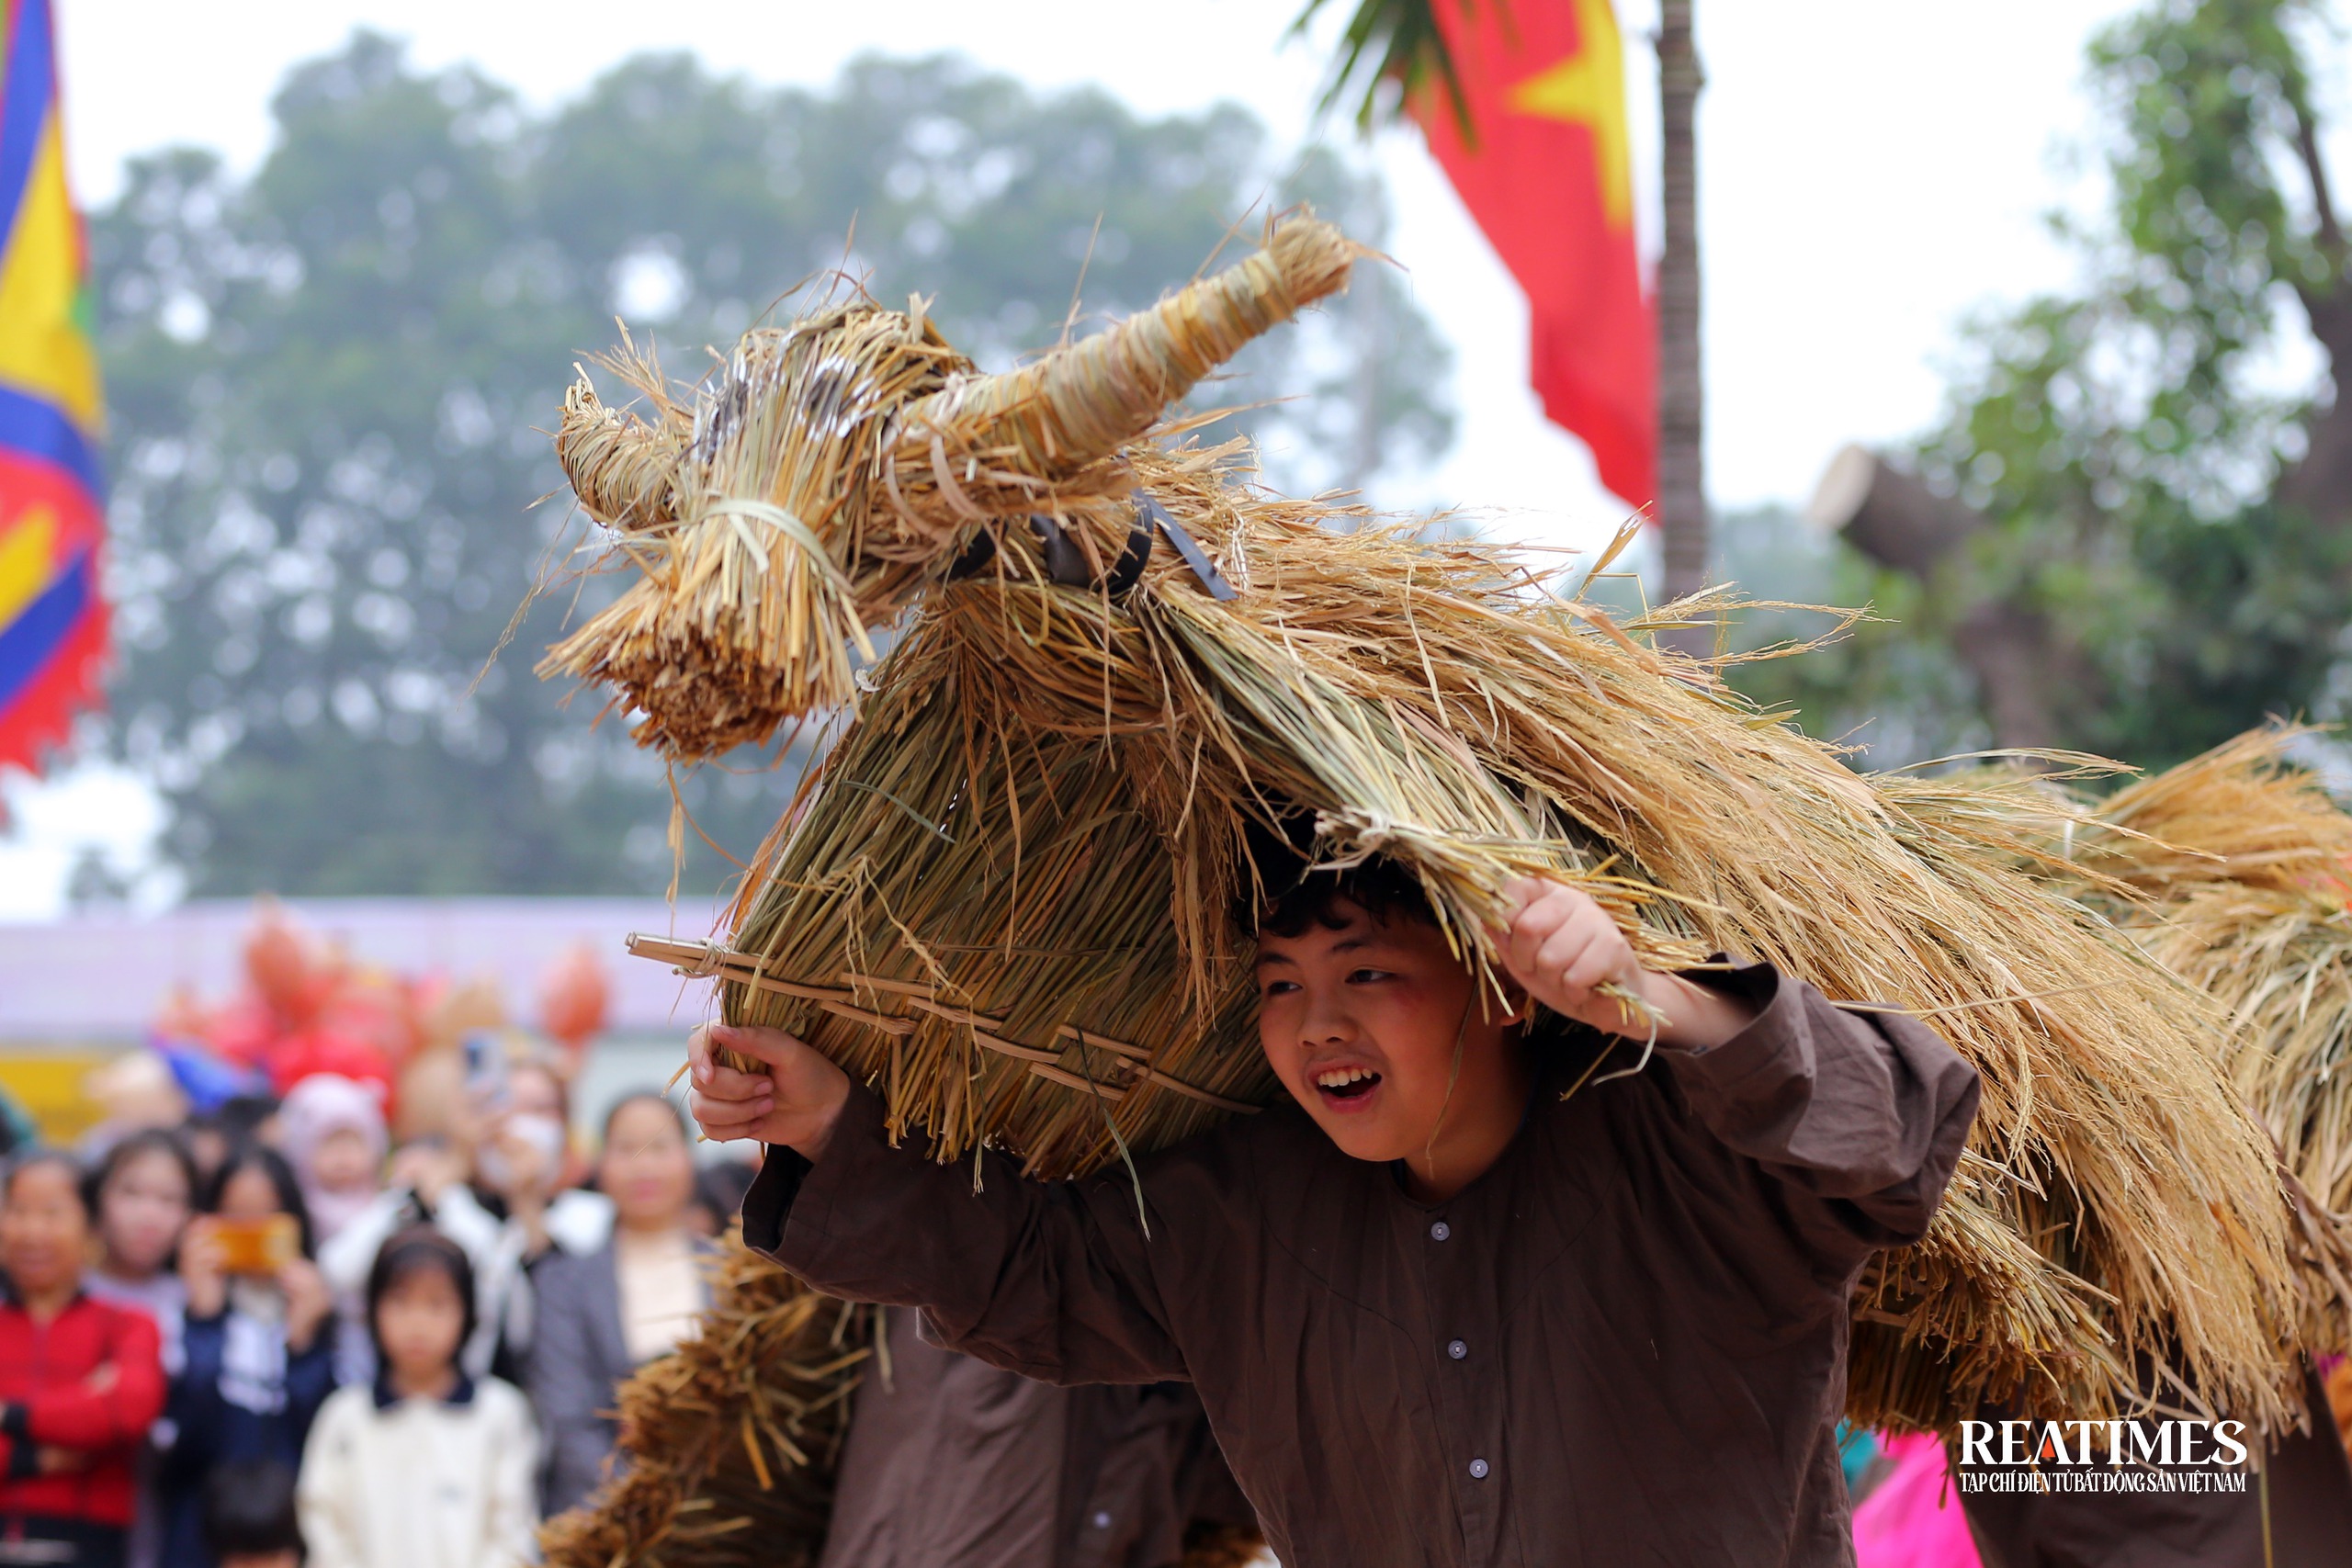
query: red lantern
538 944 610 1051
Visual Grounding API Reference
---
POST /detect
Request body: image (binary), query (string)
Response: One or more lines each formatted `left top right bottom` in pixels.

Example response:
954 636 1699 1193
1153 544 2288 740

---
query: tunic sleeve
742 1085 1192 1387
1654 960 1980 1262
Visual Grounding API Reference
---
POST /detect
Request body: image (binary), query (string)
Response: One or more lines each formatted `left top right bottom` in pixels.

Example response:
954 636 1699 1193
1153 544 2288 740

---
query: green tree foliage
92 36 1453 896
1737 0 2352 770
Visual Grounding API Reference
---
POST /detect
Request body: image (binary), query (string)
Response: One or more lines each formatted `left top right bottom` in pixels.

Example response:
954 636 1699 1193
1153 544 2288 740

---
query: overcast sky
9 0 2335 915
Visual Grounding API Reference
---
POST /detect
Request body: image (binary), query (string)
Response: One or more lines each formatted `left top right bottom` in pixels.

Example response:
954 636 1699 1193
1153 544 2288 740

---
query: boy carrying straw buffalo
690 863 1979 1566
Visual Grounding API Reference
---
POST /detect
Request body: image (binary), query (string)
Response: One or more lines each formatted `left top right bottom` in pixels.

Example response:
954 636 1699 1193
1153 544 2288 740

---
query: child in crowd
0 1152 168 1568
82 1133 200 1568
275 1080 384 1253
295 1229 537 1568
694 869 1981 1565
199 1461 301 1568
164 1147 334 1568
84 1134 199 1377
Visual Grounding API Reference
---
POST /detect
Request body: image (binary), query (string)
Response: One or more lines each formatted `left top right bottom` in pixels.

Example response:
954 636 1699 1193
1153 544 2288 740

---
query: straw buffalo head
541 214 1361 761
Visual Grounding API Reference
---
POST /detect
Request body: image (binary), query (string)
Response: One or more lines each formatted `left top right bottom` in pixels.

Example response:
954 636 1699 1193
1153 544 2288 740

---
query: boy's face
1255 898 1524 1166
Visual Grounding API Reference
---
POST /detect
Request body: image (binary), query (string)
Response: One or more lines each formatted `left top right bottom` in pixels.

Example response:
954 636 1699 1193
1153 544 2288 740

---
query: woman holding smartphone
161 1146 334 1568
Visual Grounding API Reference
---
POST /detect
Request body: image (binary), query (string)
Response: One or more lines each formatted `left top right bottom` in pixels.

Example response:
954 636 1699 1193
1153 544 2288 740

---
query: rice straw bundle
539 1235 869 1568
545 216 2307 1436
2062 730 2352 1353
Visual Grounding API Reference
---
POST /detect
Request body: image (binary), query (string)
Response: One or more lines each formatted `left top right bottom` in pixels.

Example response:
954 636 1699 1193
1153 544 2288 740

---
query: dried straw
2056 729 2352 1355
697 468 2303 1434
540 1235 868 1568
548 217 2306 1436
541 216 1359 761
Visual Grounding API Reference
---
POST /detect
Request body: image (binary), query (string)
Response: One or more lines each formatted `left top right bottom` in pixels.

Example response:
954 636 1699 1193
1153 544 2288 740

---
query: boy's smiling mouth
1313 1066 1384 1105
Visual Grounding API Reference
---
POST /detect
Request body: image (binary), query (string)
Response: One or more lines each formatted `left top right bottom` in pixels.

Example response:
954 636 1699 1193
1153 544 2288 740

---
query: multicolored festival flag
0 0 105 776
1414 0 1655 510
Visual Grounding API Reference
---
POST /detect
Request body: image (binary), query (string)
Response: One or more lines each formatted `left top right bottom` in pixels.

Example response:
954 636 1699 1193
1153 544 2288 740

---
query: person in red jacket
0 1151 168 1568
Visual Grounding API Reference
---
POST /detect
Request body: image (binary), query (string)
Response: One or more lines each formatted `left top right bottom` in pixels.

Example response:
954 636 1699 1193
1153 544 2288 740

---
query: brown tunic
744 963 1980 1567
817 1307 1248 1568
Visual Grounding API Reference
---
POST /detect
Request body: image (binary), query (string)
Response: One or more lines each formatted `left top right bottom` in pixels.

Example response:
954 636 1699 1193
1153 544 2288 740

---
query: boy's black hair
1238 813 1439 939
1259 860 1440 940
201 1458 302 1562
3 1149 89 1218
365 1224 478 1366
84 1128 198 1224
198 1143 315 1258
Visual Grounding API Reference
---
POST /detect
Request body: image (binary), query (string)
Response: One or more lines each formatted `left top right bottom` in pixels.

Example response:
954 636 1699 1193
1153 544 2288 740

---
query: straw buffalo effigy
2041 729 2352 1357
535 214 2311 1476
539 1237 865 1568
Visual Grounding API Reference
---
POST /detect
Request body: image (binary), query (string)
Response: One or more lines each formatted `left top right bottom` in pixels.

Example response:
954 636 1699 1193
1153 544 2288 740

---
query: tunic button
1091 1511 1113 1529
1447 1339 1467 1359
1430 1220 1451 1241
1468 1458 1491 1480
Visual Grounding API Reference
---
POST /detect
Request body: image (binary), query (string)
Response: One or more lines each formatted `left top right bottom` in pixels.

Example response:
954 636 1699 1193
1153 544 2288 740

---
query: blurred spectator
0 1151 169 1568
278 1082 391 1388
467 1059 612 1382
163 1148 334 1568
85 1134 198 1376
84 1133 200 1568
0 1089 32 1166
686 1157 757 1240
78 1058 190 1164
481 1059 605 1255
180 1103 277 1196
318 1140 484 1386
274 1082 385 1252
177 1121 232 1196
296 1230 536 1568
198 1461 300 1568
528 1094 709 1516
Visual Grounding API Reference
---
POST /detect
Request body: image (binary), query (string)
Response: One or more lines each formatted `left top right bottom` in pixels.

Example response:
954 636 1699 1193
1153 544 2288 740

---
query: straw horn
555 379 687 532
895 211 1361 485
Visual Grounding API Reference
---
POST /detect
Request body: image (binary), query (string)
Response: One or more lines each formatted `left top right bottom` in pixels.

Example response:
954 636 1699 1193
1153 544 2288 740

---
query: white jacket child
297 1372 540 1568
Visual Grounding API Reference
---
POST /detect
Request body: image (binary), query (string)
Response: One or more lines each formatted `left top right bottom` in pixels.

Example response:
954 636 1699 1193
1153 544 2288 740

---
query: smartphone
461 1029 510 1112
209 1213 300 1275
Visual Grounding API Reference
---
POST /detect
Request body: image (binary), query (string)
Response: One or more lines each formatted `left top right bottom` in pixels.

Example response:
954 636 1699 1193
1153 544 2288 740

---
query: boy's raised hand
687 1022 853 1159
1498 877 1756 1052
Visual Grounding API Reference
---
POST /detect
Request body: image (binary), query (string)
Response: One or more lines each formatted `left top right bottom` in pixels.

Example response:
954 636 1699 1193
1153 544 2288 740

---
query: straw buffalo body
2015 728 2352 1358
537 213 2306 1436
537 1237 865 1568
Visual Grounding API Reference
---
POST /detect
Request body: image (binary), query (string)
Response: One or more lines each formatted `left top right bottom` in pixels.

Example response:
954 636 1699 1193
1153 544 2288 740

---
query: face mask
477 1112 565 1196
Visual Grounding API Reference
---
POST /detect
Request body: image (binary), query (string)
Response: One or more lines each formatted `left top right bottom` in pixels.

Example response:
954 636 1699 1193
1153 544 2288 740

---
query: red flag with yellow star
1415 0 1654 510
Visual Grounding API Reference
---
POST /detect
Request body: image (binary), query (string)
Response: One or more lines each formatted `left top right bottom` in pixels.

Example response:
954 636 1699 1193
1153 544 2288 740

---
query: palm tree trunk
1656 0 1708 630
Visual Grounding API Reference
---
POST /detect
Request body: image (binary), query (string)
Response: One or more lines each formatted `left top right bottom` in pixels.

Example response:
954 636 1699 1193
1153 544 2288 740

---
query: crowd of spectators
0 1055 755 1568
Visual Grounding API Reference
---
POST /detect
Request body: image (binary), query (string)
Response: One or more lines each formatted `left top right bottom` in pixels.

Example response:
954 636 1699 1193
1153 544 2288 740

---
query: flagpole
1655 0 1707 634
